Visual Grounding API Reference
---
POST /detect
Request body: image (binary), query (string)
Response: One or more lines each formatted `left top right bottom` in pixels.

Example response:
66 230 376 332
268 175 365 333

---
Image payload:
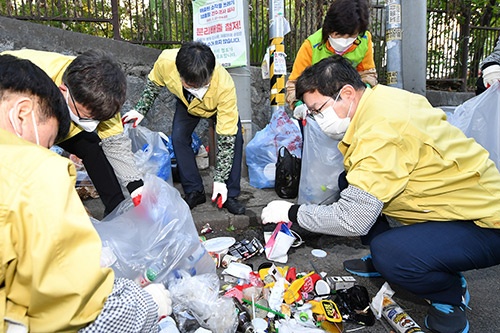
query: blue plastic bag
246 108 302 189
125 124 173 184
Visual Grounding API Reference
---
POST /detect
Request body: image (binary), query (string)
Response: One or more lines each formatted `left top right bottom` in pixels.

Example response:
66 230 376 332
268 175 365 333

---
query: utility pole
386 0 403 88
268 0 287 111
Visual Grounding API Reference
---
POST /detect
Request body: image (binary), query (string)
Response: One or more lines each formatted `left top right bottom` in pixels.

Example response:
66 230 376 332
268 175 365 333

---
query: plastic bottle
233 297 255 333
171 243 215 279
135 262 164 287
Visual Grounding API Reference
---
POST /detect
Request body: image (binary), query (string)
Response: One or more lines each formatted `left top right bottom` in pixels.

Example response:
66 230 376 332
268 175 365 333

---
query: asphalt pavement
83 168 500 332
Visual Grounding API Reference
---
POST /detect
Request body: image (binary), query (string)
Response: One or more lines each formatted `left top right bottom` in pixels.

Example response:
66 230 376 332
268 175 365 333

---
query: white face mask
315 90 353 140
328 36 357 54
66 90 99 132
185 85 209 100
9 107 40 145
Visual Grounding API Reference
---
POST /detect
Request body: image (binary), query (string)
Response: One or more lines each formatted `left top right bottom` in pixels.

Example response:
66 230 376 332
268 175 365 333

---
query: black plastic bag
335 285 375 326
275 146 301 199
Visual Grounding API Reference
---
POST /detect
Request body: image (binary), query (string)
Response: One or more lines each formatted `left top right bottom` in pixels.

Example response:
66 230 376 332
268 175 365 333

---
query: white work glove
261 200 294 224
131 186 143 207
293 103 308 120
211 181 228 208
121 110 144 128
144 283 173 319
483 64 500 88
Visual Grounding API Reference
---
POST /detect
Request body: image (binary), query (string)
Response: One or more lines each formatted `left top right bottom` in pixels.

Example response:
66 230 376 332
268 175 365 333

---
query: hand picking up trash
259 55 500 333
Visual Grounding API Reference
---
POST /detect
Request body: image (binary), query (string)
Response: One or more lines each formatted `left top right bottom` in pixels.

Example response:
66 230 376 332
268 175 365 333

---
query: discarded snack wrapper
221 254 242 268
200 223 212 235
228 237 264 260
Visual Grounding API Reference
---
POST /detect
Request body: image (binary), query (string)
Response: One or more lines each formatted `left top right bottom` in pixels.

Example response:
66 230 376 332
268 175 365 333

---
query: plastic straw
242 298 286 318
252 294 256 319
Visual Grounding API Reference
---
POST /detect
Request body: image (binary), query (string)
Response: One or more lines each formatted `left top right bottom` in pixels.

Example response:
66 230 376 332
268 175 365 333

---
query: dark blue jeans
339 171 500 305
370 220 500 305
171 98 243 197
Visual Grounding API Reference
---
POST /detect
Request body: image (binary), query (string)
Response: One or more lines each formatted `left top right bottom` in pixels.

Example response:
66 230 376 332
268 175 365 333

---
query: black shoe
343 254 381 278
223 197 246 215
425 303 469 333
184 190 206 209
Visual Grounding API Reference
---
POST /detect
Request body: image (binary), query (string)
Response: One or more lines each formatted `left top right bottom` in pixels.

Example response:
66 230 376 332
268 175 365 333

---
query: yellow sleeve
214 68 239 136
97 113 124 139
14 155 114 332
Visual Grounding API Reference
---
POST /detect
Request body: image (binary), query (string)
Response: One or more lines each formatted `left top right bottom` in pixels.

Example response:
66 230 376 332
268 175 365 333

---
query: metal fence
1 0 499 91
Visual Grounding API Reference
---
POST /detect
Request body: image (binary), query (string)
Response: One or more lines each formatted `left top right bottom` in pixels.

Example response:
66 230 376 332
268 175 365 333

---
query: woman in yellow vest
286 0 378 112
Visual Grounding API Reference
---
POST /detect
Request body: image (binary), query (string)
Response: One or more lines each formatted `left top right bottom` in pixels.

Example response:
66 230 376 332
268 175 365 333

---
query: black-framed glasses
67 88 94 122
307 97 332 119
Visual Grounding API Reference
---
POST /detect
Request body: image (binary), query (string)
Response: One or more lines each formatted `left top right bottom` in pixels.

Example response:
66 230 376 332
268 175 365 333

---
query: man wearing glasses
1 49 143 215
262 55 500 333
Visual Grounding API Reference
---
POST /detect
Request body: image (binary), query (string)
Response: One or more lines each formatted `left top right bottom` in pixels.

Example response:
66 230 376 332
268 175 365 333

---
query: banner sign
192 0 247 68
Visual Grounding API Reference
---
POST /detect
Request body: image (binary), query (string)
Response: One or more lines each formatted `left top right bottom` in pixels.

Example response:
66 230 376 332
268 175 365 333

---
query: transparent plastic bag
93 174 215 286
246 107 302 189
446 81 500 170
170 273 238 333
298 118 345 204
125 124 173 185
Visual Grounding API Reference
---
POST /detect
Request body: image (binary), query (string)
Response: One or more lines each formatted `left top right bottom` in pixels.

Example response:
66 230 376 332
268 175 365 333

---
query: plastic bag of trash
124 124 173 185
246 108 302 189
170 273 238 333
445 81 500 170
93 174 215 286
298 118 345 204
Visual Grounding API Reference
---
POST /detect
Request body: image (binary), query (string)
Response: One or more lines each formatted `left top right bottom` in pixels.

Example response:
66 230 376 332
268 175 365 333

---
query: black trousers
171 99 243 197
58 131 125 215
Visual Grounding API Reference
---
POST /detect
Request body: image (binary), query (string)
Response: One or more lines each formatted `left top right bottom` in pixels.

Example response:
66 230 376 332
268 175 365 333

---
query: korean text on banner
192 0 247 68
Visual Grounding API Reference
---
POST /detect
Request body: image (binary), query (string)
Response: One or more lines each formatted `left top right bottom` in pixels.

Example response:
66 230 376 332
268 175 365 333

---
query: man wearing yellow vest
1 48 144 215
262 56 500 333
286 0 377 114
0 54 171 332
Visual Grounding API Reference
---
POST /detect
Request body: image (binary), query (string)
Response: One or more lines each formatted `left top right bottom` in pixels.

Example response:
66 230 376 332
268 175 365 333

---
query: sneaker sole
425 317 469 333
344 267 382 278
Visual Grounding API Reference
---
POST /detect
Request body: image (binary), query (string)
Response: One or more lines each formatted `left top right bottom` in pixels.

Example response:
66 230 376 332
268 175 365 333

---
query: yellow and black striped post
269 0 286 111
269 38 286 107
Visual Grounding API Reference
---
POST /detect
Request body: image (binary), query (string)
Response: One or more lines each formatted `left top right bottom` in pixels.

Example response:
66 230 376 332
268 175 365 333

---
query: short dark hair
175 41 216 88
296 55 366 101
0 54 70 142
63 50 127 121
321 0 370 44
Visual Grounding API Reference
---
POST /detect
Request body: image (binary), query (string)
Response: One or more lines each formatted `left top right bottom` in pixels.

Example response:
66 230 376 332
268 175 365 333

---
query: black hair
321 0 370 44
63 49 127 121
0 54 70 142
175 41 216 88
295 55 366 101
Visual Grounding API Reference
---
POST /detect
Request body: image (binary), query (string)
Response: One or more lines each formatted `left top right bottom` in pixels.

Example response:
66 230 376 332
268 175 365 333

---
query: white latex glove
293 103 308 120
211 181 228 208
131 186 143 207
261 200 294 224
144 283 173 319
121 110 144 127
483 64 500 88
